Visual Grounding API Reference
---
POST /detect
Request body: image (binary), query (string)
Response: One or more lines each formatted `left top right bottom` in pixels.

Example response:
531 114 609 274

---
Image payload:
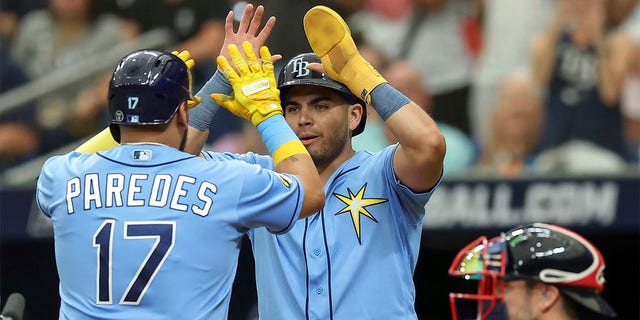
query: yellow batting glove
303 6 386 105
171 50 202 109
210 42 282 126
172 50 195 69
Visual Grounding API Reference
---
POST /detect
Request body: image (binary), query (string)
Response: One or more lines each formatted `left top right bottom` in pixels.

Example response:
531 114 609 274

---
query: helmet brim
560 287 616 319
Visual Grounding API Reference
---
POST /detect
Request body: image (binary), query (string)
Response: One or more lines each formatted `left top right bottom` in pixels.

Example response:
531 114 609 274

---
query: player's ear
348 103 364 132
539 284 560 312
177 101 189 128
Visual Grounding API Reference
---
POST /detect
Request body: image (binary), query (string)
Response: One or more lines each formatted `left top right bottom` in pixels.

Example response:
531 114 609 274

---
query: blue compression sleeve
369 83 411 121
256 115 299 155
189 70 232 130
257 115 309 166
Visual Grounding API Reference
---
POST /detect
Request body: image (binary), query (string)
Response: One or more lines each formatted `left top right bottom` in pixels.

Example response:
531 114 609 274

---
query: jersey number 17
93 220 176 305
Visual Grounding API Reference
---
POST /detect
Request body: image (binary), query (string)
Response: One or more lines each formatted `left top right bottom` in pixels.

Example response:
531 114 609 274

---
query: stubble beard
308 124 350 169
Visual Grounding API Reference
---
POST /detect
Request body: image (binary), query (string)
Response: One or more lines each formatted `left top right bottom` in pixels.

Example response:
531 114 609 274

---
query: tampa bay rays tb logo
290 57 311 78
334 183 387 244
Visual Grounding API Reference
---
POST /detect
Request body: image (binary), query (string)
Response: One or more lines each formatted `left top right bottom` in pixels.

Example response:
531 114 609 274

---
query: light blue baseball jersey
36 144 303 320
205 144 440 319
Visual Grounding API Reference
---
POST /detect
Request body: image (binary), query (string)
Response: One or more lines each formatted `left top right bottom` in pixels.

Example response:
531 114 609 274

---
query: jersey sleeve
232 163 303 234
201 150 275 169
380 144 443 224
36 156 64 218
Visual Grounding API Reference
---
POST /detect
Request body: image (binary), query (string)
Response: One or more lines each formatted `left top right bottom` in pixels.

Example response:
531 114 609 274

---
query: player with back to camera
35 23 324 319
449 222 616 320
75 3 446 318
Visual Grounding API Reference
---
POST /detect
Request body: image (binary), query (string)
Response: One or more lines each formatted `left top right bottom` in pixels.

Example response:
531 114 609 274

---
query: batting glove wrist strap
210 42 283 127
257 115 309 166
303 5 387 105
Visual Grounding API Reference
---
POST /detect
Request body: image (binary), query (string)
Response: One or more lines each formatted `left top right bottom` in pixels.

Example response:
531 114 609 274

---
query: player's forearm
369 83 445 190
185 70 231 153
190 70 230 129
386 102 445 191
386 102 445 161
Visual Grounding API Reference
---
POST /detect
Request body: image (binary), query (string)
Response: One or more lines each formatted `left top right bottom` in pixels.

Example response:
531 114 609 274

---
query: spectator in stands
469 0 555 147
619 1 640 163
476 70 543 177
348 0 478 136
531 0 638 164
0 48 39 171
9 0 130 154
0 0 44 43
621 45 640 163
0 0 44 170
108 0 227 84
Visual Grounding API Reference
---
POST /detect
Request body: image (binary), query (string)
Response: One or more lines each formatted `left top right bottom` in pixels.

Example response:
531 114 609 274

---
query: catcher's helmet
277 53 367 136
448 223 615 320
108 49 192 142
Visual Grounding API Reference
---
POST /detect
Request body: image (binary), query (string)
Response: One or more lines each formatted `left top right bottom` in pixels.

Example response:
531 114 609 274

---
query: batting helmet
108 49 192 142
277 53 367 136
448 222 616 319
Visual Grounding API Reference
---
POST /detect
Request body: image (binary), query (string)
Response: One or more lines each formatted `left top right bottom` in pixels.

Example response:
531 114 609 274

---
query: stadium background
1 0 639 319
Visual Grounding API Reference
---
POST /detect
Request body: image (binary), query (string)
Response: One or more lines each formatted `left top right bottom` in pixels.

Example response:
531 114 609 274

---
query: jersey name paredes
65 172 216 216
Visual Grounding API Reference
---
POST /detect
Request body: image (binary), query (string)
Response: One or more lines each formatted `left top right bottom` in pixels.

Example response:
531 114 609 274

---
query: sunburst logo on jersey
276 174 293 188
334 183 387 244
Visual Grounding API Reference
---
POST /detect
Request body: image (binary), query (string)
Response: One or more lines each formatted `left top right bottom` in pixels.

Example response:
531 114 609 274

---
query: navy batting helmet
108 49 191 142
277 53 367 136
448 223 616 320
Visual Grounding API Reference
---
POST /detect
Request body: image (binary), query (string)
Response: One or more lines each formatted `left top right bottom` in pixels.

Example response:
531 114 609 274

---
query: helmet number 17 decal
128 97 139 110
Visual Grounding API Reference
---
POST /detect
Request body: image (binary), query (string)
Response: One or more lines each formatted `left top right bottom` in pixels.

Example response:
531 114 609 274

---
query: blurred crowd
1 0 639 177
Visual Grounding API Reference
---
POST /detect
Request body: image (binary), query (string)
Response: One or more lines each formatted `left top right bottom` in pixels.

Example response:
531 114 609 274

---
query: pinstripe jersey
36 144 303 320
205 144 440 319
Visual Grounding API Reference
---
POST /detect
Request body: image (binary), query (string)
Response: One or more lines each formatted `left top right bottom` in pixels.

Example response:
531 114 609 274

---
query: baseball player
74 4 446 318
35 39 324 319
449 222 616 320
199 5 446 319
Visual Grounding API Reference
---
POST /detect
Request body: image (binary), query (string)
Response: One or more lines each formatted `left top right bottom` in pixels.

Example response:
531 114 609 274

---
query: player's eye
284 105 299 113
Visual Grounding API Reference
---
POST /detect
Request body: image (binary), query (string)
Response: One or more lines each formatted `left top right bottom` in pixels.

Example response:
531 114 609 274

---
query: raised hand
211 41 281 126
303 5 386 105
220 4 280 63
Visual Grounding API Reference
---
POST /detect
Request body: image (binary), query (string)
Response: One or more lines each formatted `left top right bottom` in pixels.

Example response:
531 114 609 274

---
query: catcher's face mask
448 235 508 320
448 222 615 320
